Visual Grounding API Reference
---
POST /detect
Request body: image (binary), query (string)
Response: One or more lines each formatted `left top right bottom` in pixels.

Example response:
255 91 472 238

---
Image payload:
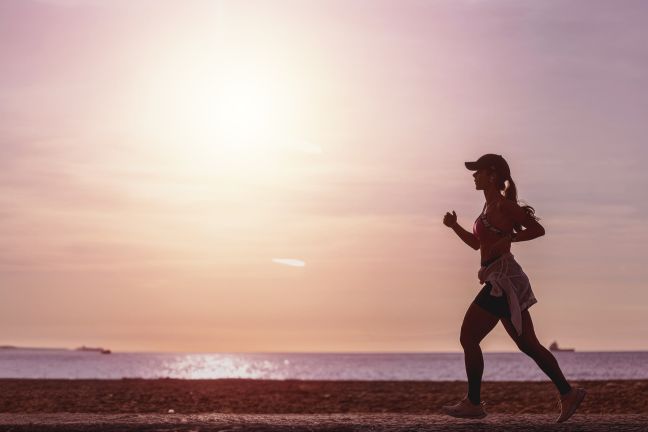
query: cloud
272 259 306 267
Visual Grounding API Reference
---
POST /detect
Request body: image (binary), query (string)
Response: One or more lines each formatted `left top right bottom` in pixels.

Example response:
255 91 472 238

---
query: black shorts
473 282 511 318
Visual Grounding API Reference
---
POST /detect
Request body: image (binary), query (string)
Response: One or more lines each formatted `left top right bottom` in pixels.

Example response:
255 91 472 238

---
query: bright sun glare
133 53 304 174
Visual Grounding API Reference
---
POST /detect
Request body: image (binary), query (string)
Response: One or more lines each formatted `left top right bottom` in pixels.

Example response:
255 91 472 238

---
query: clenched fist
443 210 457 228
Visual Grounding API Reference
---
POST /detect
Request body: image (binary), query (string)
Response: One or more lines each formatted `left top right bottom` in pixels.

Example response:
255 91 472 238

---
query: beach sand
0 379 646 414
2 413 648 432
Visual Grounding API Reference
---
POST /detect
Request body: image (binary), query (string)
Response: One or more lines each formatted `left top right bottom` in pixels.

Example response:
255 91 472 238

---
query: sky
1 0 647 353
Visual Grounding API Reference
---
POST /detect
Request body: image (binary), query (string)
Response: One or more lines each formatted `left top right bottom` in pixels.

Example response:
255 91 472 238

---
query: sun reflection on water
160 354 290 379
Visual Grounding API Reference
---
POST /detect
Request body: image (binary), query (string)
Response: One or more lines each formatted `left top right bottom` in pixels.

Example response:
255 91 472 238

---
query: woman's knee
460 329 480 349
460 303 498 349
516 339 543 356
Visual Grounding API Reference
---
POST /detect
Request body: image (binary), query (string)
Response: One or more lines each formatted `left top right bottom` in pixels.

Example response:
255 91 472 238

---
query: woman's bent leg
460 302 500 404
502 309 572 395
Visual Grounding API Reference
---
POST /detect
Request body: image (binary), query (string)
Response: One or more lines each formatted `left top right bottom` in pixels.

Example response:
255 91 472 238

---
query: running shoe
556 387 586 423
442 396 487 419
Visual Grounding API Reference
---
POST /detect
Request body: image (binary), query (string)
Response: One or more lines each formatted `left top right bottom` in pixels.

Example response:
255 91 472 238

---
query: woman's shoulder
497 198 533 225
497 197 519 212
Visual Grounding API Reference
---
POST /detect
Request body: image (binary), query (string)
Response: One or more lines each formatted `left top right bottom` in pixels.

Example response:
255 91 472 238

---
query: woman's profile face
473 168 494 190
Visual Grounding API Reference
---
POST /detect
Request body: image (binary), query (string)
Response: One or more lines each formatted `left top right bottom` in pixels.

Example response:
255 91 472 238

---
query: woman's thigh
460 302 500 345
501 309 542 351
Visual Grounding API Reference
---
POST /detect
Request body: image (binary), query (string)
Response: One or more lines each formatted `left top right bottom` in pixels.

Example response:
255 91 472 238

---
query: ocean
0 350 646 380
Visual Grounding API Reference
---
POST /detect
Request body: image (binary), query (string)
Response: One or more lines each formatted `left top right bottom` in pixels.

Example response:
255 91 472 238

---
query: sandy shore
0 379 646 414
2 414 648 432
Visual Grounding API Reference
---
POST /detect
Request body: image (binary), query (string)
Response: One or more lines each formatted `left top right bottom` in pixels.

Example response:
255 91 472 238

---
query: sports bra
473 203 506 240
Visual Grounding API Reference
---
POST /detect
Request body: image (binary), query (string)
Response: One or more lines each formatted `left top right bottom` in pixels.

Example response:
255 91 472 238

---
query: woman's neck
483 189 503 206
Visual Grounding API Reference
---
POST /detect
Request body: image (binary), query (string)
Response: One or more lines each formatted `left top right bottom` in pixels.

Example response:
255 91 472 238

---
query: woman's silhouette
442 154 585 422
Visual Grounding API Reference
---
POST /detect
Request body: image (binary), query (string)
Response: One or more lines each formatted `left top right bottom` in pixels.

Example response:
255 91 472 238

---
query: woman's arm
443 211 480 250
452 223 481 250
499 200 545 242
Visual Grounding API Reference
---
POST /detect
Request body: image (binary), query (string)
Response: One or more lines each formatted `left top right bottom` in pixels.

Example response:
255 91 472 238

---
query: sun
131 53 301 172
216 69 278 151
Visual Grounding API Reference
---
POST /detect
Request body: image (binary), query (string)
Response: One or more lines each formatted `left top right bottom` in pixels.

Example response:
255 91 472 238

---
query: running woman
441 154 585 422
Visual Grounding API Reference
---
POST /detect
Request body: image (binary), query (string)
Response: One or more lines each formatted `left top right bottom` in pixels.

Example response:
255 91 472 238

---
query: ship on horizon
76 345 111 354
549 341 575 352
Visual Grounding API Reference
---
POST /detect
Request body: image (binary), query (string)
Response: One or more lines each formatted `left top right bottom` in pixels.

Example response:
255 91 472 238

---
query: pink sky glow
1 0 647 352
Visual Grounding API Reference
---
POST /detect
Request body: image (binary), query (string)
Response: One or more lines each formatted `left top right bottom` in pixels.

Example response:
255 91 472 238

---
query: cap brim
465 161 479 170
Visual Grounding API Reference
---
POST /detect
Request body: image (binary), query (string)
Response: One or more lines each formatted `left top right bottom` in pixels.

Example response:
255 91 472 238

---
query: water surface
0 350 645 380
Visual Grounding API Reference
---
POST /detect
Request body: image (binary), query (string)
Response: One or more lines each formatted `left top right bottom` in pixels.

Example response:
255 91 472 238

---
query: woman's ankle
467 394 481 405
558 383 572 396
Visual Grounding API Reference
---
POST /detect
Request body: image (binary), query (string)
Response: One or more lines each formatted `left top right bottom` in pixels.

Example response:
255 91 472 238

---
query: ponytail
501 176 539 232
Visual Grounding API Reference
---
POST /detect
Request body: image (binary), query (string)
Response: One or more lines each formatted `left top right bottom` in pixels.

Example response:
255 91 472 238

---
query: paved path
0 414 647 431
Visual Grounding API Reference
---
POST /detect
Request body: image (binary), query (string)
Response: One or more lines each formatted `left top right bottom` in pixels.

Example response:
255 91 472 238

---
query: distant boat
76 346 111 354
549 341 574 352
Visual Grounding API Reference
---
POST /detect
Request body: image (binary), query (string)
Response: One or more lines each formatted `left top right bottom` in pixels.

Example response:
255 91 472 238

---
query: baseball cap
465 154 511 179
